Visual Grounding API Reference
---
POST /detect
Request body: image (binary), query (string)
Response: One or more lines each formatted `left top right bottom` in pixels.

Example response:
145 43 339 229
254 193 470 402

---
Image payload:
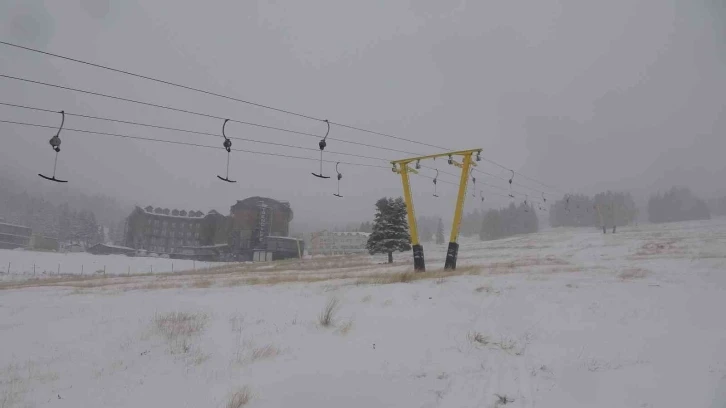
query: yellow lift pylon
392 148 482 271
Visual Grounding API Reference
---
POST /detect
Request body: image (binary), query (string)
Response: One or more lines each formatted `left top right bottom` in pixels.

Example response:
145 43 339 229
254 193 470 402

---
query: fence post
172 262 174 273
33 263 36 275
82 264 84 275
128 266 130 276
193 260 196 271
150 265 153 274
7 262 10 274
57 263 60 276
104 265 106 275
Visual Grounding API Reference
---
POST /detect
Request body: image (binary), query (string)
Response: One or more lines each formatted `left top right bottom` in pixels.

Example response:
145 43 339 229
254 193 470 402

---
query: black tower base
444 242 459 270
412 244 425 272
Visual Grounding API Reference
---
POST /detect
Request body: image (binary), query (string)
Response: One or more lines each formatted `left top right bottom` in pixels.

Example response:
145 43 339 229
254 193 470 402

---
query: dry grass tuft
494 394 515 406
191 278 213 289
467 331 490 346
474 284 499 294
318 297 340 327
226 386 253 408
618 268 649 280
138 282 178 291
335 320 354 335
248 344 280 363
361 294 372 303
356 266 481 286
393 271 415 283
153 311 208 353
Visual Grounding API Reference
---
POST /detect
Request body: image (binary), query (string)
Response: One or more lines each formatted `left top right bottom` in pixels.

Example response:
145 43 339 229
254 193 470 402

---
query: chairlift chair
508 169 515 199
217 119 236 183
470 168 476 197
333 162 343 198
312 120 331 179
38 110 68 183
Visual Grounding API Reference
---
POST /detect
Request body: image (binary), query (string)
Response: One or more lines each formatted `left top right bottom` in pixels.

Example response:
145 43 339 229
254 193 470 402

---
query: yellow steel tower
392 148 482 271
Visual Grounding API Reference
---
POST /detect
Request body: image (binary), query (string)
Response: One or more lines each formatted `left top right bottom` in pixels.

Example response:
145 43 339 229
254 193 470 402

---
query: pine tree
366 197 412 263
435 218 445 245
418 216 432 243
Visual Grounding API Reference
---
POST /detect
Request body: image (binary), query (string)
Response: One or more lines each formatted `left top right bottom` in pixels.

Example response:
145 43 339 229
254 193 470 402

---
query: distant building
30 234 59 251
87 243 136 256
310 231 370 255
0 221 32 250
123 198 302 261
228 197 295 257
124 206 220 255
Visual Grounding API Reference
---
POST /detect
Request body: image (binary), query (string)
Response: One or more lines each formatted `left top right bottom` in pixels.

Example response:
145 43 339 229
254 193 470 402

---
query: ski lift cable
0 101 416 165
0 41 452 151
0 119 391 169
1 101 550 201
0 101 545 197
0 76 427 158
0 75 562 196
4 117 548 205
0 42 566 194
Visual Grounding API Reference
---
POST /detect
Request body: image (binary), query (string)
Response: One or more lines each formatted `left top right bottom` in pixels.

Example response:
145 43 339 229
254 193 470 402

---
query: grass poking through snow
467 331 490 346
226 386 252 408
335 320 354 335
248 345 280 363
153 311 208 354
319 297 340 327
618 268 650 280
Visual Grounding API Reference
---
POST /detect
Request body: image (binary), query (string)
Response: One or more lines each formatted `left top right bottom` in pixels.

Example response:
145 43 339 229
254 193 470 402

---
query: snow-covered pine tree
436 218 445 245
366 197 411 263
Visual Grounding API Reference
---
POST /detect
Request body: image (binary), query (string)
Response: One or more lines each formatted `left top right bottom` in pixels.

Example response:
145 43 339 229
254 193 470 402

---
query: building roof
231 197 293 220
136 206 213 219
0 221 32 230
319 231 370 237
90 243 135 251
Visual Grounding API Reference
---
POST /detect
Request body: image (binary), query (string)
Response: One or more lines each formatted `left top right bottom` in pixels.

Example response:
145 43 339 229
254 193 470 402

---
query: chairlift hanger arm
390 149 482 166
39 110 68 182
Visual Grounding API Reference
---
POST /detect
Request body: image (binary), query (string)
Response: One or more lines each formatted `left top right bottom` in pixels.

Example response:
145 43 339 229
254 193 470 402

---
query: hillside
1 219 725 407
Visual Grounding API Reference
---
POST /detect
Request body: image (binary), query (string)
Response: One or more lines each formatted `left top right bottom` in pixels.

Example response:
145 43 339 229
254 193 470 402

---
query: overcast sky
1 0 724 227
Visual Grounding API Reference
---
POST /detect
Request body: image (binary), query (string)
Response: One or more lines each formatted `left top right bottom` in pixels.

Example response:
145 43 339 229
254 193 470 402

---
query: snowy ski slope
1 219 725 407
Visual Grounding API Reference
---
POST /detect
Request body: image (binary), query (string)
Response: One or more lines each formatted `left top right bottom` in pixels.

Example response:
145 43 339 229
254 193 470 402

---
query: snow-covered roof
267 236 303 241
325 231 370 237
0 221 32 230
93 243 135 251
178 243 228 249
138 206 209 219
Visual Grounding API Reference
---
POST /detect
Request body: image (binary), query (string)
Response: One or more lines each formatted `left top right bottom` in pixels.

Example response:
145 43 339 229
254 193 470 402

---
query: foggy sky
1 0 725 228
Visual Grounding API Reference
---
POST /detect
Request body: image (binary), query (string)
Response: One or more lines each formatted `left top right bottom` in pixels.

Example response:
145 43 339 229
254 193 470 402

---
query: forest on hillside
0 171 130 245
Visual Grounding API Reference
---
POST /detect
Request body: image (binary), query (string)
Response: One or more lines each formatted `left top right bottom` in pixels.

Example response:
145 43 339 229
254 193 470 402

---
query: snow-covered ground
2 219 726 407
0 249 223 282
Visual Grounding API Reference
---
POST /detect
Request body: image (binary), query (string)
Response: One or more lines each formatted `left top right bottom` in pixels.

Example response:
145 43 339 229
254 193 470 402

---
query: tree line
648 187 710 223
1 185 107 248
549 191 638 228
480 202 538 241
